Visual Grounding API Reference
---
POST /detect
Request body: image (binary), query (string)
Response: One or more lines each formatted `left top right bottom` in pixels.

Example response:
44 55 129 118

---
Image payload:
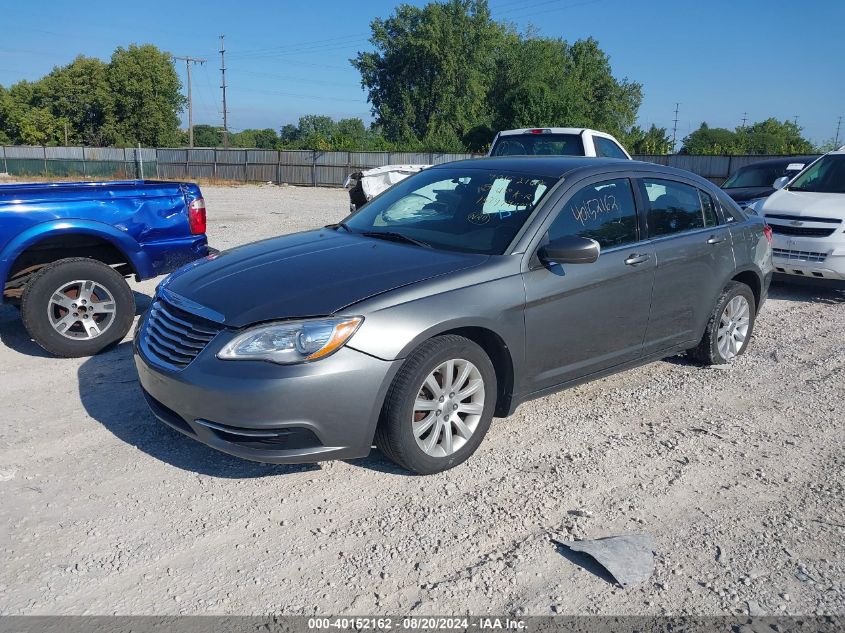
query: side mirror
538 235 600 265
773 176 789 190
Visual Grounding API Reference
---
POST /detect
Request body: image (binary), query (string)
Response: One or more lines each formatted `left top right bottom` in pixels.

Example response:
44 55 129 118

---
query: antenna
220 35 229 149
174 55 207 148
835 115 842 147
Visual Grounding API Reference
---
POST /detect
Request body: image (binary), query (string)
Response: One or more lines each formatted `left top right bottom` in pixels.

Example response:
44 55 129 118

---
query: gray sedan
135 157 773 474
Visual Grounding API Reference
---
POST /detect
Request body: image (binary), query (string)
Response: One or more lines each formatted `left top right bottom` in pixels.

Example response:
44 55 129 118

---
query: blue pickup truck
0 179 211 357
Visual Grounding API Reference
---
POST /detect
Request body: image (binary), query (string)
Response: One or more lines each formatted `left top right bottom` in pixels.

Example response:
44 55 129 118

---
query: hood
759 189 845 220
160 229 488 327
723 186 773 202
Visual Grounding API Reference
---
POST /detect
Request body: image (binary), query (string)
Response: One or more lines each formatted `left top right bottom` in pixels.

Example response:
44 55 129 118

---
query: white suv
488 127 632 159
753 147 845 286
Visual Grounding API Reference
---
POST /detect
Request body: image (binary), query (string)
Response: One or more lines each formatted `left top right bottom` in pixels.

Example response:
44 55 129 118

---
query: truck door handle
624 253 651 266
707 235 726 244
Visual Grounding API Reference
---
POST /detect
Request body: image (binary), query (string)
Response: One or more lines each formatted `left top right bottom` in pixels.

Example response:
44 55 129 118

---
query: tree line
0 0 827 155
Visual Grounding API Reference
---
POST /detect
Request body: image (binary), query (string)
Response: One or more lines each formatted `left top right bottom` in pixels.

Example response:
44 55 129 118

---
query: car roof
497 127 610 137
431 156 712 184
734 155 819 169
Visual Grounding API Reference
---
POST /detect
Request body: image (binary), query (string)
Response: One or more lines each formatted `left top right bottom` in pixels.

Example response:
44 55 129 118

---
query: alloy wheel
717 295 750 360
412 358 485 457
47 279 117 340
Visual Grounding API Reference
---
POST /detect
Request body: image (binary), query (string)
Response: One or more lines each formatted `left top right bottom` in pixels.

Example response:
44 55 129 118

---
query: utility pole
741 112 748 129
835 116 842 147
174 55 207 148
671 103 680 154
64 121 69 146
220 34 229 149
792 115 799 127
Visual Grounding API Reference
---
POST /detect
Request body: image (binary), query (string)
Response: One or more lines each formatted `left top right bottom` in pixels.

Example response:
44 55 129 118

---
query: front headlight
217 317 363 364
743 197 766 213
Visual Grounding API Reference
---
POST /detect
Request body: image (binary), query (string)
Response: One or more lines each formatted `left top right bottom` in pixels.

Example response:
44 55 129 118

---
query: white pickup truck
344 127 631 210
488 127 631 159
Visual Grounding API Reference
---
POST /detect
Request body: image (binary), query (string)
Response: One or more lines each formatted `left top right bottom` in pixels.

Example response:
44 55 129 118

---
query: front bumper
134 331 402 464
771 234 845 282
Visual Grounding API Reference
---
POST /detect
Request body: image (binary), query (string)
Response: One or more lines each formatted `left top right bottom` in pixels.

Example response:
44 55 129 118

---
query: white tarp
353 164 431 200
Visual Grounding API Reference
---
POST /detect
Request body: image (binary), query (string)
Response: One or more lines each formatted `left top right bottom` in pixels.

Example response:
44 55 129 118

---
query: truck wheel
375 335 497 475
687 281 756 365
20 257 135 358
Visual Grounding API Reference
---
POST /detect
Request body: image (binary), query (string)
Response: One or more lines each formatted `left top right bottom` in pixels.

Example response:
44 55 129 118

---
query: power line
220 35 229 149
174 55 206 148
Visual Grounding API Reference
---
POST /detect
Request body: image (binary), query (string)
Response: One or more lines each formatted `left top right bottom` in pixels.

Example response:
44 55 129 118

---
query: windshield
490 133 584 157
789 155 845 194
723 164 784 189
344 167 559 254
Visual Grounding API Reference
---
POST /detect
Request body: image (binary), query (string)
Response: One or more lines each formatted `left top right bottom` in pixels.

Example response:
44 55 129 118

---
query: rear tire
687 281 756 365
375 335 497 475
20 257 135 358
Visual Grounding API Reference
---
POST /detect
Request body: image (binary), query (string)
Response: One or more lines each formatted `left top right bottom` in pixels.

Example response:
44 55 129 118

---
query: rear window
490 133 584 157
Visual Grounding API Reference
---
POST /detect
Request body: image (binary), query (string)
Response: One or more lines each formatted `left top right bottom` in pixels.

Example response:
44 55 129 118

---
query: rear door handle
624 253 651 266
707 235 726 244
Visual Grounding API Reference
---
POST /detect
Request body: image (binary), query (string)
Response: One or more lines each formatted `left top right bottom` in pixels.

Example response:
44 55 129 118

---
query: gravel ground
0 184 843 616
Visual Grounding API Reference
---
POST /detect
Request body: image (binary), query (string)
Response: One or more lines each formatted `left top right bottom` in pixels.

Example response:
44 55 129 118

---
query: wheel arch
1 221 152 303
391 324 516 418
730 267 762 308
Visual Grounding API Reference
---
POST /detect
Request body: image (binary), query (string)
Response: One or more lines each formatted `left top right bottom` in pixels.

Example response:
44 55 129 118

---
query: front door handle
707 235 726 244
624 253 651 266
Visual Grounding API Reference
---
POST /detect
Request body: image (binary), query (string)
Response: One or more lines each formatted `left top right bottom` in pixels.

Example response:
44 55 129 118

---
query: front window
344 167 559 254
723 165 784 189
548 178 638 248
490 133 584 157
788 155 845 194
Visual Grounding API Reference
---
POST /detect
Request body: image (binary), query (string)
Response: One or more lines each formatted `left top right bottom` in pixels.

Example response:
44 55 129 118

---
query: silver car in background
135 157 773 475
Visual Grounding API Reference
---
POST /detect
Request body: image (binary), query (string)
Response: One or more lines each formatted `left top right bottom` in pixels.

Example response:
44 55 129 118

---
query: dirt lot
1 184 843 616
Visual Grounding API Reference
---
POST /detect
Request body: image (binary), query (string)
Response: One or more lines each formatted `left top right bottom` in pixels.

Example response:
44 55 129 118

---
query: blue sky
1 0 843 145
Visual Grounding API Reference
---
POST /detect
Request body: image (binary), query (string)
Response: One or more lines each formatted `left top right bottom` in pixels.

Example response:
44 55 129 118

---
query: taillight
189 197 206 235
529 128 551 134
763 225 773 244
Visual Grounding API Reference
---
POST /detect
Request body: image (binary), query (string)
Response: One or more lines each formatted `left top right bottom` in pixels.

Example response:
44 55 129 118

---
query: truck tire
20 257 135 358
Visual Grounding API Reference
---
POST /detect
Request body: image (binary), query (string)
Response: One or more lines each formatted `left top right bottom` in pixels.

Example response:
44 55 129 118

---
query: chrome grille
772 248 828 263
141 299 222 369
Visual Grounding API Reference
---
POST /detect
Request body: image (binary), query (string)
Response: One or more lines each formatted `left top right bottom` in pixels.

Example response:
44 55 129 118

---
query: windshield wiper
361 231 432 249
325 221 352 232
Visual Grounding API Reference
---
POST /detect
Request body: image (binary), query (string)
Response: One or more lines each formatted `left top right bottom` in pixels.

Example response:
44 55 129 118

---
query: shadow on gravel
552 540 618 585
0 291 153 358
77 341 321 478
768 282 845 305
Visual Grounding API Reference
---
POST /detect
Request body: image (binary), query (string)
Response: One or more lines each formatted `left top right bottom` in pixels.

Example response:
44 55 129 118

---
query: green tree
682 119 815 155
625 124 672 154
38 56 116 145
736 118 815 155
108 44 185 146
192 124 223 147
681 123 738 155
352 0 505 147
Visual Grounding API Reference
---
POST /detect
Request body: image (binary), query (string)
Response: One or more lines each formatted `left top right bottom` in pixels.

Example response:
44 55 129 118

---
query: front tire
687 281 756 365
375 335 497 475
20 257 135 358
